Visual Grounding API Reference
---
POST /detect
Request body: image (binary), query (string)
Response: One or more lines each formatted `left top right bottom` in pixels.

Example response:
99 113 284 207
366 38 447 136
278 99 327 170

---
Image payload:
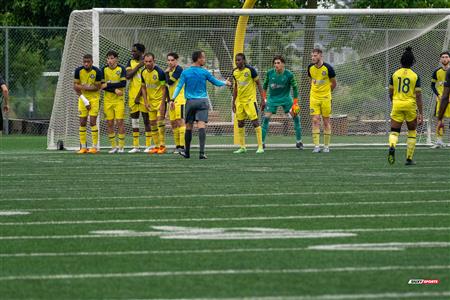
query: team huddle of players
73 44 450 164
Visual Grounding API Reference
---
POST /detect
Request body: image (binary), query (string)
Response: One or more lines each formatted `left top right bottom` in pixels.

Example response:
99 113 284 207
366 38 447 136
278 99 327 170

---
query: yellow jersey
141 65 166 102
389 68 421 107
126 59 144 99
74 66 102 100
102 64 127 102
308 63 336 100
233 64 259 104
167 65 185 104
431 67 447 97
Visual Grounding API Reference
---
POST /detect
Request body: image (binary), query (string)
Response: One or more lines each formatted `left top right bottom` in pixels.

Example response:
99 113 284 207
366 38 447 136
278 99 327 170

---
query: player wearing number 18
388 47 423 165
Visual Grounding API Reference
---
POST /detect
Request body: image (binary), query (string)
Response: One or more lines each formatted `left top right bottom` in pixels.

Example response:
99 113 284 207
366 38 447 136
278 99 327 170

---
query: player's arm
73 68 82 94
388 75 394 102
431 69 439 97
328 65 337 91
126 59 144 80
232 76 237 113
438 86 450 121
415 76 423 125
0 78 9 113
290 74 300 114
171 72 185 100
166 66 182 86
261 72 269 110
141 83 150 111
206 71 231 87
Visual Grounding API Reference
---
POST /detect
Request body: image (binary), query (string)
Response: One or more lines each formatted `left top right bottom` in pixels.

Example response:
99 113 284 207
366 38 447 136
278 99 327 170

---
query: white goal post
48 8 450 150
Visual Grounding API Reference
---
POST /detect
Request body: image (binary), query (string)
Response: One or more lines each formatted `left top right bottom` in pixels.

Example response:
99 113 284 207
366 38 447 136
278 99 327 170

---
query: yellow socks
312 128 320 147
179 126 186 147
151 125 160 147
132 131 139 148
145 131 152 147
158 120 165 146
108 133 116 148
389 131 399 148
406 130 417 160
173 127 180 146
255 126 263 149
238 127 245 148
324 128 331 147
79 126 87 148
91 125 98 148
118 133 125 149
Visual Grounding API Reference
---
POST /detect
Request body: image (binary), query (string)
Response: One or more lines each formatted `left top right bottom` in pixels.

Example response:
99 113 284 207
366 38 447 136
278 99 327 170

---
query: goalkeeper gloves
291 98 300 114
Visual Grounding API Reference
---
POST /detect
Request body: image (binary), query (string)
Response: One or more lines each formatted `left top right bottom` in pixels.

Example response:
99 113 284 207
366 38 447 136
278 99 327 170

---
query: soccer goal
47 8 450 150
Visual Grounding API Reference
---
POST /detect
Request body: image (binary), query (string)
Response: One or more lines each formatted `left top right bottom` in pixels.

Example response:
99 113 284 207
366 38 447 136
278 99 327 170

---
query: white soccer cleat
323 147 330 153
143 146 152 153
431 141 445 149
128 147 140 153
108 147 119 154
118 148 125 154
312 146 321 153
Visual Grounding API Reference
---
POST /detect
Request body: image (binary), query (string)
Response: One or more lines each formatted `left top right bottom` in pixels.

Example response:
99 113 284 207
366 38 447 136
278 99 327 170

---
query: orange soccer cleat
88 148 99 154
157 145 166 154
149 147 160 154
77 148 88 154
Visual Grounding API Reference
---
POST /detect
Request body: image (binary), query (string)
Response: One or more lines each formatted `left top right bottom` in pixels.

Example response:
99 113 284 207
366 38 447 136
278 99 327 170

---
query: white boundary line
9 200 450 213
1 213 449 226
1 265 449 281
1 226 450 240
2 189 450 202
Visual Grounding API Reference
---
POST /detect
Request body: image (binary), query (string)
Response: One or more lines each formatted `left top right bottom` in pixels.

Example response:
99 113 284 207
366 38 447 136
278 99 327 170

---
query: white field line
2 242 450 258
1 213 449 226
12 199 450 213
2 226 450 240
0 211 30 216
2 189 450 202
1 265 449 281
308 242 450 251
136 291 450 300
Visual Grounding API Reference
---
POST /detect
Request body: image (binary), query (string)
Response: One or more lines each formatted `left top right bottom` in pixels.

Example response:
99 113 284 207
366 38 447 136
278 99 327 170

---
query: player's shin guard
91 125 98 148
173 127 180 146
108 133 116 148
312 128 320 147
158 120 166 146
199 128 206 154
389 130 400 148
238 127 245 148
145 131 152 147
255 126 263 148
118 133 125 149
185 129 192 155
293 115 302 142
179 126 186 147
406 130 417 160
151 125 159 147
262 117 270 143
324 128 331 147
79 126 87 148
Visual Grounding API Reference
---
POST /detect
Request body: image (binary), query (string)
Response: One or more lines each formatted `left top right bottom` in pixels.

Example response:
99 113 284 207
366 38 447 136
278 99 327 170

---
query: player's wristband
80 95 90 107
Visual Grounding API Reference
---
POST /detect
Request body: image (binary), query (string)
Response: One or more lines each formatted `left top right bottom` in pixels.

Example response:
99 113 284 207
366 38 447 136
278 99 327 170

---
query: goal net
47 8 450 150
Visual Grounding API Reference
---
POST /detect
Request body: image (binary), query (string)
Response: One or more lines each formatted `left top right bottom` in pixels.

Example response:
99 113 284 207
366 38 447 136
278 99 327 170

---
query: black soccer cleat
387 147 395 165
262 143 266 149
405 159 416 166
296 141 304 150
179 151 190 159
199 153 208 160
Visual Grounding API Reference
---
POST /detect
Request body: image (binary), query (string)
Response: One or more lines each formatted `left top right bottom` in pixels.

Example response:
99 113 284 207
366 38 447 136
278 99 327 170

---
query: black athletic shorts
185 98 209 124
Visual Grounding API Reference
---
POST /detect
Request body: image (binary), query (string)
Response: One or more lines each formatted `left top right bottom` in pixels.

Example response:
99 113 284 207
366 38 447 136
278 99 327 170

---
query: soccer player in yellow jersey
102 50 127 154
438 67 450 136
73 54 102 154
232 53 265 154
141 53 167 154
388 47 423 166
126 43 152 153
166 52 186 154
308 48 336 153
431 51 450 148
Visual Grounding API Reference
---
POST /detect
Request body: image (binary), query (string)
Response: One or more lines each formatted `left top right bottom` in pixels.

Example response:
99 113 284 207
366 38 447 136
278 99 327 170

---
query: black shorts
185 99 209 124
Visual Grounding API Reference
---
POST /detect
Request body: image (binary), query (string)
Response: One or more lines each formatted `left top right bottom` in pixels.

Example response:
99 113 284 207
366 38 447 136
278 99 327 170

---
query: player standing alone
431 51 450 148
388 47 423 165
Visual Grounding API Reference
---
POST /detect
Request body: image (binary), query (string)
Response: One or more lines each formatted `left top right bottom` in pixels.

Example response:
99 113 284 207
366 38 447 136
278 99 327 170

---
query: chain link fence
1 27 66 135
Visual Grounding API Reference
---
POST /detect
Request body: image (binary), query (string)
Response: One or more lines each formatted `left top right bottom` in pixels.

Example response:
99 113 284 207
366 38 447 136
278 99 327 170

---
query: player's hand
417 113 423 125
134 97 140 104
260 99 266 111
3 104 9 113
232 103 236 113
138 61 144 68
101 83 107 90
170 101 175 111
74 84 82 93
145 103 151 111
291 98 301 116
165 66 172 73
225 78 232 87
86 104 91 111
115 89 123 96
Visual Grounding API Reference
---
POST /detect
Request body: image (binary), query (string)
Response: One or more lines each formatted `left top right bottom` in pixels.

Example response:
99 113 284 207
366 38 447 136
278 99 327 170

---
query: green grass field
1 136 449 299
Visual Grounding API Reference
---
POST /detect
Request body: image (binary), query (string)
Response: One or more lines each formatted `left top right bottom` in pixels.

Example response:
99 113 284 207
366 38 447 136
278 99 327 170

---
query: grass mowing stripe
1 226 449 240
2 189 450 202
7 199 450 213
1 265 449 281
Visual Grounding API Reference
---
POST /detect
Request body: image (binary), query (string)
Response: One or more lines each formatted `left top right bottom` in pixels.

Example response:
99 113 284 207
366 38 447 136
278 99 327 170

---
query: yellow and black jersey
389 68 421 105
431 67 447 97
166 65 185 103
74 66 102 100
141 65 166 102
233 64 259 104
126 59 144 98
308 63 336 100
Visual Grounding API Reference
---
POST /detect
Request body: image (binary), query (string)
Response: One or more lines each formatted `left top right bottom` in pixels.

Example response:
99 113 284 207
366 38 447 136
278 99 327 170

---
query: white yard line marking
1 213 448 226
11 199 450 213
308 242 450 251
2 189 450 202
139 291 450 300
0 211 30 216
1 227 450 240
1 265 449 281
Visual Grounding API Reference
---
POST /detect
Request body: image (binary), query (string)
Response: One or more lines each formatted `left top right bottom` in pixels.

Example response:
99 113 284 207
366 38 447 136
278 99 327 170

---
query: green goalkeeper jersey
263 68 299 104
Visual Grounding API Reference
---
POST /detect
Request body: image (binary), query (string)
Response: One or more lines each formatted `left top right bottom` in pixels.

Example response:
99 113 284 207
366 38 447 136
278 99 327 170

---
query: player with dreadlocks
387 47 423 165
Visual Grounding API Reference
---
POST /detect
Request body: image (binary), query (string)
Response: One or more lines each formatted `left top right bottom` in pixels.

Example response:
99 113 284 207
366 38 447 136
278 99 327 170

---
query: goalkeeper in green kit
262 55 303 149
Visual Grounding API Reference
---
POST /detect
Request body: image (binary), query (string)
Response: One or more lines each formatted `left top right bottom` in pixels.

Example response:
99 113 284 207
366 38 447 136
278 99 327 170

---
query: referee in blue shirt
171 50 231 159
